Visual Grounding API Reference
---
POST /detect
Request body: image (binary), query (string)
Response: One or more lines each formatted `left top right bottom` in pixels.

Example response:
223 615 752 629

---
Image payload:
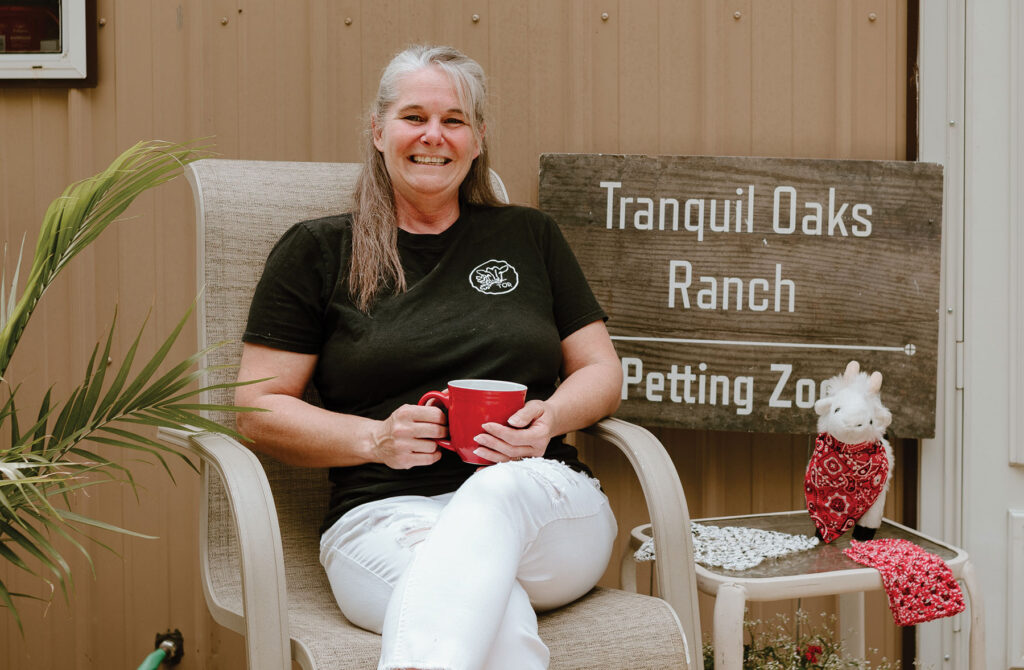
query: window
0 0 96 86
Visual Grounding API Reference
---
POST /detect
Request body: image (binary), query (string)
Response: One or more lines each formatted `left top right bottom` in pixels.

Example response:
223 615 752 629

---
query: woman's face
373 65 481 214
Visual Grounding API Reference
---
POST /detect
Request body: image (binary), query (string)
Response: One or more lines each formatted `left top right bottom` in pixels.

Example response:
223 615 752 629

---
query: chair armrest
581 417 702 661
158 428 291 670
156 426 199 448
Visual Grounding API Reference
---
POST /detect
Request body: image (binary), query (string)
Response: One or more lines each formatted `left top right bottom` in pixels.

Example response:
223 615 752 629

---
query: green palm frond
0 140 205 377
0 237 27 331
0 140 262 631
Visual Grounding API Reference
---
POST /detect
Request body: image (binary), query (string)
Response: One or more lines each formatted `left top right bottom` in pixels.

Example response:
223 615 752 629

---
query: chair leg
713 583 747 670
960 560 986 670
619 551 638 593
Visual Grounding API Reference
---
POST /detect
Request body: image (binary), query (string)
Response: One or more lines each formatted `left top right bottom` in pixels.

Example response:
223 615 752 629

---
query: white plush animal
804 361 895 543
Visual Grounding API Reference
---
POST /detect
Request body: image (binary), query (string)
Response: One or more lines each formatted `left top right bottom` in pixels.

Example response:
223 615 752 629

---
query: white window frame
0 0 91 81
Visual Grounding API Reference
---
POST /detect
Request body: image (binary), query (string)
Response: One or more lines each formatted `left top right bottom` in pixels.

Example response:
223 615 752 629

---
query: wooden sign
539 154 943 437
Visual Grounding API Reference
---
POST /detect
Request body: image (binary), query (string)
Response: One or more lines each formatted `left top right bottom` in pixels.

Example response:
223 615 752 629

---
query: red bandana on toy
804 432 889 543
844 539 965 626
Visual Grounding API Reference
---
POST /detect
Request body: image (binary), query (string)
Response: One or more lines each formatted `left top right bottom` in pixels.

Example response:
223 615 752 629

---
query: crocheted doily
635 522 819 571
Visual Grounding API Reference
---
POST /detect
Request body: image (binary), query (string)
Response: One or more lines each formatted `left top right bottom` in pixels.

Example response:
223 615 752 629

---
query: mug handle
417 389 452 451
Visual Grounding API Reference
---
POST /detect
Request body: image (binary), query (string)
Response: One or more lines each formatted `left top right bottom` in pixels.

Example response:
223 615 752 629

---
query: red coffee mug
418 379 528 465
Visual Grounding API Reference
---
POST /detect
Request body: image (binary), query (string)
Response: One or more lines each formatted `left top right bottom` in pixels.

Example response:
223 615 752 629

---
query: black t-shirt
243 203 607 533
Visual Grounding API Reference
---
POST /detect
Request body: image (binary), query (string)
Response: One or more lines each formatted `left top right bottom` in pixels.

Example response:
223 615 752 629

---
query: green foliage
0 140 257 632
701 609 901 670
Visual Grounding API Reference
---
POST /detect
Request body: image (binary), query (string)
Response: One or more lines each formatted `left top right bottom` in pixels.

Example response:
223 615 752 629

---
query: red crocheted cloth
804 432 888 543
844 539 965 626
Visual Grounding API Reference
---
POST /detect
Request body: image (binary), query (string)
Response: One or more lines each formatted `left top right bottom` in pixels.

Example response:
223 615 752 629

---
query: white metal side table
624 511 985 669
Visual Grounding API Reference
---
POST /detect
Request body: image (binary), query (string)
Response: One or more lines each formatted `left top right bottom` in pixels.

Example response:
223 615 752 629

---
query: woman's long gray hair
350 45 503 312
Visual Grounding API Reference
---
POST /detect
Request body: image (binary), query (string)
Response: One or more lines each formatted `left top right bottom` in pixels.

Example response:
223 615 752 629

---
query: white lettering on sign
668 261 795 312
601 181 754 238
599 181 873 240
771 186 873 237
621 357 755 415
621 357 830 416
600 181 621 229
768 363 825 409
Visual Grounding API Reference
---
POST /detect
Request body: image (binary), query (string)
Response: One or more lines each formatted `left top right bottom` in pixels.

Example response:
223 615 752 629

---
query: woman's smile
409 155 451 165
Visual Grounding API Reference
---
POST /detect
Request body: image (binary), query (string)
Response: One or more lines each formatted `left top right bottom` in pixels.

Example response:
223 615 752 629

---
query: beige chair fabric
177 159 701 670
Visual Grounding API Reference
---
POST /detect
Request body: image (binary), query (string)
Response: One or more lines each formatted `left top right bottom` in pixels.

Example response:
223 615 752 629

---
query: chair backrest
186 160 364 624
190 159 360 417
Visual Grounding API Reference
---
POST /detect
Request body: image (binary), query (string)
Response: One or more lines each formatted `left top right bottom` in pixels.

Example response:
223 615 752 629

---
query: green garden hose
136 632 182 669
136 648 167 670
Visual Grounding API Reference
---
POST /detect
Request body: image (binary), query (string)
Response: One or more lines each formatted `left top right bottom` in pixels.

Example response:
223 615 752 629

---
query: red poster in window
0 5 61 53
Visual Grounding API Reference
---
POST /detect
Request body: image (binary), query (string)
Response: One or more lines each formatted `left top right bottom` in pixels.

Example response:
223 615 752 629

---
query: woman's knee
322 549 395 632
462 458 527 490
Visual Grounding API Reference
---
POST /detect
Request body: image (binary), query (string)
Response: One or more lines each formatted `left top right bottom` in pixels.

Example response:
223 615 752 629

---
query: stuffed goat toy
804 360 894 543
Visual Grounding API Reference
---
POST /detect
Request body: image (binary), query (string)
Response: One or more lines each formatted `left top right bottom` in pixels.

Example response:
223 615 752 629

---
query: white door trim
918 0 967 666
1008 0 1024 468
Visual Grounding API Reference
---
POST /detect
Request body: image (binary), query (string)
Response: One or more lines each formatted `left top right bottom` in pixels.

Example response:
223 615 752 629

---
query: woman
236 45 621 670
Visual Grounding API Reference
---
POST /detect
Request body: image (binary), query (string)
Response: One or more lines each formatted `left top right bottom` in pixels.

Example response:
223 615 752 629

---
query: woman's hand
370 404 447 469
472 399 557 463
470 321 622 466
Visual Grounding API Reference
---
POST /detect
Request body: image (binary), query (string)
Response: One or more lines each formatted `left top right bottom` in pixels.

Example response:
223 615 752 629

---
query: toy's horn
869 371 883 393
844 360 860 380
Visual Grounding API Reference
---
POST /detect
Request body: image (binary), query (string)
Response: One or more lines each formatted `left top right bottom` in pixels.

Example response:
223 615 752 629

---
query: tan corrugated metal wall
0 1 908 667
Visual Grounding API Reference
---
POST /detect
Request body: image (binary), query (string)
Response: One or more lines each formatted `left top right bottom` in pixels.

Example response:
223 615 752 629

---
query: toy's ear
844 360 860 381
877 406 893 429
868 371 883 394
815 397 833 416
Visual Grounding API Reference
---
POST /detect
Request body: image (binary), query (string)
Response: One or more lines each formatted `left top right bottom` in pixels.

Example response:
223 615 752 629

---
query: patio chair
160 158 703 669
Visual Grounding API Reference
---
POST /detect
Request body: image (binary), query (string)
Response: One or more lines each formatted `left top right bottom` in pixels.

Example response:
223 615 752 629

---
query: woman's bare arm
235 343 445 469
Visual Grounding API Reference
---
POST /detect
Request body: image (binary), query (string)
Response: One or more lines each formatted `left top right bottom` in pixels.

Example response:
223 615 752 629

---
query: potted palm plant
0 140 255 631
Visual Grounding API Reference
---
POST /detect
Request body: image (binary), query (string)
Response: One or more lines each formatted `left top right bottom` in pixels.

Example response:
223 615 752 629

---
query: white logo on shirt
470 259 519 295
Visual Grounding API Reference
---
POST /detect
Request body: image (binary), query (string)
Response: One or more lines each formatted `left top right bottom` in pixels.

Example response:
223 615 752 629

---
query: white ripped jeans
319 458 617 670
